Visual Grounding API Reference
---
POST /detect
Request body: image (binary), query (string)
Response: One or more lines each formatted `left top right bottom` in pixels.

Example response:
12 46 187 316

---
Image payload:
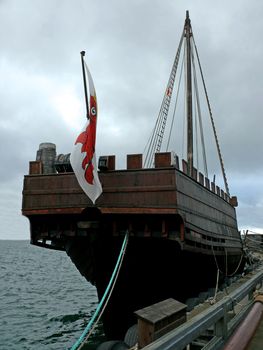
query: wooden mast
185 11 193 177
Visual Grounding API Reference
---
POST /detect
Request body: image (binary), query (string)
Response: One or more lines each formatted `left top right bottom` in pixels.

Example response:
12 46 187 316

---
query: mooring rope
210 268 220 304
78 232 129 349
211 245 244 277
227 252 244 277
69 232 129 350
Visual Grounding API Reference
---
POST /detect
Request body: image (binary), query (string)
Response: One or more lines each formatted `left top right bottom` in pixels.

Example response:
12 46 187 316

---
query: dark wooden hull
22 152 244 339
64 234 243 339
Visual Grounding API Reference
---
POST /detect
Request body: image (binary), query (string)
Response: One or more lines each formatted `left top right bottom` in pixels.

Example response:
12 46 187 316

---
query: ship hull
65 234 243 339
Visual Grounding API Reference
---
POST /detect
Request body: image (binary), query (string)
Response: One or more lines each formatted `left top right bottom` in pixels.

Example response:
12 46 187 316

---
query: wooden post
215 304 228 340
98 155 116 171
135 298 187 348
155 152 172 168
127 154 143 169
29 161 43 175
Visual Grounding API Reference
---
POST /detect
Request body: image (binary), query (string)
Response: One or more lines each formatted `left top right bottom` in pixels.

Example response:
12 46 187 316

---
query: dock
95 260 263 350
136 264 263 350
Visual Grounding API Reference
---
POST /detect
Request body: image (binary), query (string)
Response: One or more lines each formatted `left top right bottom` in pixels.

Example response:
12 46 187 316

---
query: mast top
185 10 191 28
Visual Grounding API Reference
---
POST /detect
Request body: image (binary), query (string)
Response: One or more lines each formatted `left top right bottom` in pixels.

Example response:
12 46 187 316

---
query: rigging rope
166 52 184 152
70 232 129 350
192 34 230 195
143 30 184 168
191 42 208 177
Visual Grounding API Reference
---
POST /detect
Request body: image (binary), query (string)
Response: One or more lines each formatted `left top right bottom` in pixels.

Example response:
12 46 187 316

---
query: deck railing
142 268 263 350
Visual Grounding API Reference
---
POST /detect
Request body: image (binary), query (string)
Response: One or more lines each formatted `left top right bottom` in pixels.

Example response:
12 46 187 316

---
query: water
0 240 105 350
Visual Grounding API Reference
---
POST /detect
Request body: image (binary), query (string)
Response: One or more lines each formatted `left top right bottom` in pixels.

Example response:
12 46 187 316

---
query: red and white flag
70 60 102 204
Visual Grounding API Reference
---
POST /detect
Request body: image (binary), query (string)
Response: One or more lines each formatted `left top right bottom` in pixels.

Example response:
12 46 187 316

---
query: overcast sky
0 0 263 240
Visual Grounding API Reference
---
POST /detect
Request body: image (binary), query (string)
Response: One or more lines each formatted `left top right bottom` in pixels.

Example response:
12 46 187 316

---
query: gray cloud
1 0 263 239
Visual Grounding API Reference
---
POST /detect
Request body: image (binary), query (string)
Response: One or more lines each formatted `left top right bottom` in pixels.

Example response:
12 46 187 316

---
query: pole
185 10 193 177
80 51 89 120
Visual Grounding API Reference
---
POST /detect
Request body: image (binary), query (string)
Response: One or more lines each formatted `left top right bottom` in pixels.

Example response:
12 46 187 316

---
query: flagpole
80 51 89 120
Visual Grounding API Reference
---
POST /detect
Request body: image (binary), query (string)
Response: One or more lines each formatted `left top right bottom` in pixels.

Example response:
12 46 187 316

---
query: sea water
0 240 105 350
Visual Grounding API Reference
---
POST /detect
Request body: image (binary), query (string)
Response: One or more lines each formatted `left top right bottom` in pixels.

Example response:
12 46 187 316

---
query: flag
70 60 102 204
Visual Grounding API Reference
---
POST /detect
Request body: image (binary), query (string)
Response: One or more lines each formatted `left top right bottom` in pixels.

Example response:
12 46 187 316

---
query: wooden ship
22 12 244 339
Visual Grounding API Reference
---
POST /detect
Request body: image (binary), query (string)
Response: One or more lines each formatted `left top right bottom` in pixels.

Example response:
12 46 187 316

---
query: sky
0 0 263 240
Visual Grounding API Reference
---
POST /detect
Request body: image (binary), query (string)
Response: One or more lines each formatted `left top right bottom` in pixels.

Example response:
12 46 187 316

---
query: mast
144 11 230 194
185 10 193 177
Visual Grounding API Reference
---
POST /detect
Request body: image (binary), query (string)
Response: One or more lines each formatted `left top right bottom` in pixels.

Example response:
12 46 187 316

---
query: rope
143 30 184 168
209 268 220 304
191 44 208 177
166 54 184 151
211 245 244 277
192 34 230 196
245 236 263 244
227 252 244 277
78 233 129 349
69 232 129 350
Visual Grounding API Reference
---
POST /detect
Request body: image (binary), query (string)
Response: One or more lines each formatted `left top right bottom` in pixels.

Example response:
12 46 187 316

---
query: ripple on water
0 240 101 350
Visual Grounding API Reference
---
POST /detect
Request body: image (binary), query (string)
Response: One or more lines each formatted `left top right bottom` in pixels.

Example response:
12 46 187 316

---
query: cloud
0 0 263 239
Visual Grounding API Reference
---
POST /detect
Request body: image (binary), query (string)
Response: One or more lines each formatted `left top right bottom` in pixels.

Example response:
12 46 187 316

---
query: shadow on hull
65 235 244 339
